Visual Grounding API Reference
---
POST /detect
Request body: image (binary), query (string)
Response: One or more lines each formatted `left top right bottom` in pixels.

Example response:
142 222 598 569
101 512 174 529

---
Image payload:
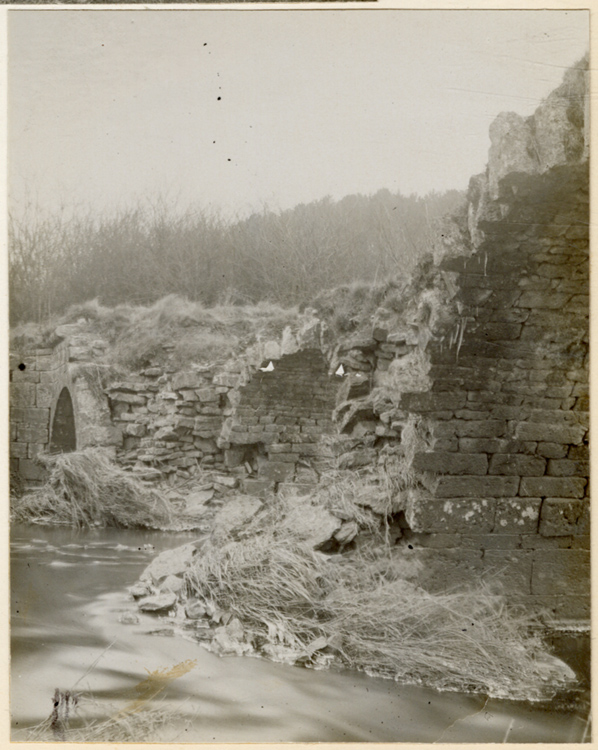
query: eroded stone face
488 112 539 200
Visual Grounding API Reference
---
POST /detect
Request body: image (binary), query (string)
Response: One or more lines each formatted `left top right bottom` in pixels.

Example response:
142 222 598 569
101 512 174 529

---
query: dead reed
185 514 575 700
10 448 174 529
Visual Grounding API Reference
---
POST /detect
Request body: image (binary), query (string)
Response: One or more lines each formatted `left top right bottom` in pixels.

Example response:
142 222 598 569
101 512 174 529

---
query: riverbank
10 523 591 743
10 448 585 706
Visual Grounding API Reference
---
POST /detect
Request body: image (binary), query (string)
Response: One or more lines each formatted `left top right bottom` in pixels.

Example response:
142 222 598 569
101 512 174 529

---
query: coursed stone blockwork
9 340 73 485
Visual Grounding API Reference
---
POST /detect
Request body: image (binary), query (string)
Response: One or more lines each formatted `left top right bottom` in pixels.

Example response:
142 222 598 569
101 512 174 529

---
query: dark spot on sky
217 97 222 101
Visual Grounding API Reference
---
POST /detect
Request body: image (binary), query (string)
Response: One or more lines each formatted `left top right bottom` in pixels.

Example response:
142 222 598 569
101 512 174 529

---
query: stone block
17 424 49 444
399 530 462 549
123 423 146 438
242 478 275 498
213 372 242 388
531 550 590 596
172 372 205 390
400 392 465 412
406 490 495 533
555 596 590 622
10 383 36 408
483 550 533 594
196 387 219 403
520 476 586 498
568 444 589 461
412 548 484 593
574 396 589 411
539 498 589 537
518 291 572 309
140 542 199 585
460 533 522 549
431 438 459 452
546 459 589 477
10 442 28 459
110 392 146 405
514 422 586 444
477 322 522 341
35 354 60 371
454 420 506 438
28 443 46 459
19 458 48 481
175 416 195 430
179 389 198 402
268 452 301 463
536 442 568 459
10 407 50 425
258 461 295 483
459 438 535 454
210 495 263 543
519 534 573 549
488 454 546 476
412 451 488 476
494 498 541 533
428 475 519 498
569 535 590 550
11 367 41 383
223 448 245 468
528 408 580 425
268 443 293 454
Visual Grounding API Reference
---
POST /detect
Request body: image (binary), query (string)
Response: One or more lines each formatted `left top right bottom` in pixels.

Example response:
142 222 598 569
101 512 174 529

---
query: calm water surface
10 524 590 742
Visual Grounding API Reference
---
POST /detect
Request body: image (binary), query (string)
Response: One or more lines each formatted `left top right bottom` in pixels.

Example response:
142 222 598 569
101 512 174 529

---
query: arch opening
49 387 77 454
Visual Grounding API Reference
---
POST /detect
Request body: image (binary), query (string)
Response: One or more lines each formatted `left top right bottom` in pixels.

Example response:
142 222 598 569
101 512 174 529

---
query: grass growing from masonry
10 448 175 530
11 294 301 372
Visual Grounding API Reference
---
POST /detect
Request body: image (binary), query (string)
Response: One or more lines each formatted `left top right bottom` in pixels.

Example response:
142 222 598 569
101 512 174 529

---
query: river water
10 524 590 743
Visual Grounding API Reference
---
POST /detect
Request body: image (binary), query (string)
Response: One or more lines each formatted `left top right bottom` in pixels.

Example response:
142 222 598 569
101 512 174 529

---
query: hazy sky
8 9 589 219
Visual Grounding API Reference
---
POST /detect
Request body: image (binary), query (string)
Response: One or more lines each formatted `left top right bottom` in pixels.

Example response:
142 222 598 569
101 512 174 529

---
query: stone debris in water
119 611 140 625
138 592 177 612
140 542 198 585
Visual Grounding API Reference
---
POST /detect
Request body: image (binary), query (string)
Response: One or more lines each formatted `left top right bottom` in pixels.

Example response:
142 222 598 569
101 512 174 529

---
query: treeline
9 188 463 325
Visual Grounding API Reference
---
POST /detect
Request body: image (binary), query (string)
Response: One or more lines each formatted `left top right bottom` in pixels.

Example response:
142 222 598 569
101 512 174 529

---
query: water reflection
10 524 589 742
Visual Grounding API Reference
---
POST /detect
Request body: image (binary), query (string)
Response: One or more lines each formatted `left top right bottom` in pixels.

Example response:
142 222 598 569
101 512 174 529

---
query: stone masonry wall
223 349 338 491
105 340 339 495
9 340 71 486
9 56 589 626
399 162 590 622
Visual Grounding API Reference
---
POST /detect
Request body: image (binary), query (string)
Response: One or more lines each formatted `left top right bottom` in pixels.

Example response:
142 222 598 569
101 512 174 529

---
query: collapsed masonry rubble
9 57 589 624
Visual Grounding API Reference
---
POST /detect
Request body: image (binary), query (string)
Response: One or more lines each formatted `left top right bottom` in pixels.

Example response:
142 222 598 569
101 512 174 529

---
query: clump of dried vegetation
182 473 574 701
16 690 180 743
10 293 301 372
10 448 175 530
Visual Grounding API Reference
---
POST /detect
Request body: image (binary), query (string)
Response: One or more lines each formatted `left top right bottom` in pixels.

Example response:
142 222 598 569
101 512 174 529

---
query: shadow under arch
49 387 77 454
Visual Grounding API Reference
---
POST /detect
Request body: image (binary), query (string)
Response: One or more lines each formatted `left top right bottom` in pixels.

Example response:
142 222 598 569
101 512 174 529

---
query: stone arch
49 387 77 453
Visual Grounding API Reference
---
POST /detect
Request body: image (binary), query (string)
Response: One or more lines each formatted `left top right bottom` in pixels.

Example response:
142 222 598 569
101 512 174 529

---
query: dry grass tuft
185 492 575 700
17 695 179 743
10 448 174 530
